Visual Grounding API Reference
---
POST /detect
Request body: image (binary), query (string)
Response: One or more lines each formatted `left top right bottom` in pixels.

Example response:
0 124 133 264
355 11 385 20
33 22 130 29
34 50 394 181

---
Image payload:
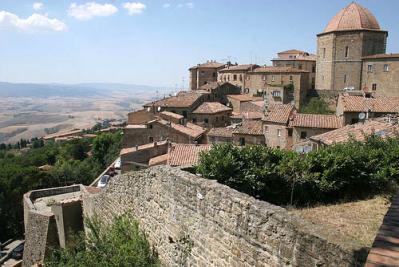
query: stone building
272 49 316 89
232 120 265 146
197 82 241 104
192 102 232 128
127 109 156 125
245 66 310 108
289 114 343 145
361 54 399 97
206 127 234 144
263 104 296 149
189 61 225 90
316 2 388 92
336 94 399 125
123 119 206 148
226 94 263 113
218 64 259 90
143 91 207 120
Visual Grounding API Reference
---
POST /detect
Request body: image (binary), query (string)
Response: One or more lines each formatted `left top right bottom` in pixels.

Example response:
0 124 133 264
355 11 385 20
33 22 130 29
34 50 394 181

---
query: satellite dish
157 106 161 112
358 112 366 120
147 107 151 112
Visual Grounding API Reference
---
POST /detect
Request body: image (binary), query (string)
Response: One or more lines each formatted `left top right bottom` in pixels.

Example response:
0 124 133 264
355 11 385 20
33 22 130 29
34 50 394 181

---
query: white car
97 175 110 188
114 157 121 170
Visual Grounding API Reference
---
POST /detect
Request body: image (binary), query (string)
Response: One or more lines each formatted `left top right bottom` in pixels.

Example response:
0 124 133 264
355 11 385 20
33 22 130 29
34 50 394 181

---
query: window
384 64 389 72
298 64 303 70
345 46 349 58
227 75 230 81
312 65 316 73
182 111 187 118
204 118 209 124
289 75 293 81
264 126 269 133
215 117 219 122
233 74 237 81
367 64 373 73
239 137 245 146
344 74 347 83
277 129 281 137
192 118 197 123
300 131 307 139
149 136 154 143
322 75 325 81
288 128 293 137
323 48 326 59
212 72 216 77
372 83 377 91
239 75 243 81
272 75 275 82
262 75 266 81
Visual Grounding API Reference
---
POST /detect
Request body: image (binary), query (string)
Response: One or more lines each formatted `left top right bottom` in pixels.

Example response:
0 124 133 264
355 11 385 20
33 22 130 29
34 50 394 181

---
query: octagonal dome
324 2 381 33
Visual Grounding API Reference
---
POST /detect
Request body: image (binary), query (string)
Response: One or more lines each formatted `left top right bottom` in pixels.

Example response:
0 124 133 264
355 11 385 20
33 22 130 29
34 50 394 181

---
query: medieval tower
315 2 388 91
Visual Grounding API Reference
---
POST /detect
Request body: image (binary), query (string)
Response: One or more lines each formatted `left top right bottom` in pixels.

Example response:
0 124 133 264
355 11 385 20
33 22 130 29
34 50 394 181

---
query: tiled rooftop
159 111 184 120
339 95 399 113
263 104 295 124
219 64 259 72
149 154 168 166
323 2 381 34
227 94 263 102
189 61 225 70
231 111 263 120
233 120 264 136
157 119 206 139
289 114 343 129
207 127 234 138
167 144 211 167
192 102 232 114
251 66 310 73
310 120 398 145
144 91 204 108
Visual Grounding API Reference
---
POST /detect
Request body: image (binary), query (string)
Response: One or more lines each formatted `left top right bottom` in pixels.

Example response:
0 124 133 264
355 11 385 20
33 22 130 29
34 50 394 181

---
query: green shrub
300 97 334 114
197 137 399 206
46 214 159 267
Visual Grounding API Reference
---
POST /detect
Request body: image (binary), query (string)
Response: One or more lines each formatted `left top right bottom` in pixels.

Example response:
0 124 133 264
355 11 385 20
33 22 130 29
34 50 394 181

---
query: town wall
82 166 364 267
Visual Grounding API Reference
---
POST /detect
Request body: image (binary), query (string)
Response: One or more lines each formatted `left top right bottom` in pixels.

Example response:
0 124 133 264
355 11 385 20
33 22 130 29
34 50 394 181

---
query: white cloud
33 2 44 11
177 2 194 9
68 2 118 21
0 11 67 32
123 2 146 15
162 3 171 8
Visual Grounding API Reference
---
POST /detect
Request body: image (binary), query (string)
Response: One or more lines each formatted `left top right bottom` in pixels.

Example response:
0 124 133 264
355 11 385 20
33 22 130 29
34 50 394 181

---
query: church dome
324 2 381 33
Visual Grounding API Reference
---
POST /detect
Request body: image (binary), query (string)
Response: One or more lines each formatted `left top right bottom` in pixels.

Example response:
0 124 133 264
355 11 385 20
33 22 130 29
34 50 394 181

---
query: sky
0 0 398 88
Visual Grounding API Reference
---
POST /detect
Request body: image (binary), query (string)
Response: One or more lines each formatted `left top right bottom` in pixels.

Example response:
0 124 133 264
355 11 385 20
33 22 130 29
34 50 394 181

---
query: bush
46 214 159 267
197 137 399 206
300 97 333 114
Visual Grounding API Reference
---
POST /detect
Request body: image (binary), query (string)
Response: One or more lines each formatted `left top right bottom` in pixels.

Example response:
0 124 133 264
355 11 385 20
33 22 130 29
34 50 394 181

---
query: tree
0 143 6 150
300 97 333 114
92 132 122 167
46 214 159 267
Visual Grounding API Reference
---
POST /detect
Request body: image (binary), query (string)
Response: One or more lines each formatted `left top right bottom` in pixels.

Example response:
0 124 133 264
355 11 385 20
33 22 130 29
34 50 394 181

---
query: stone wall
82 166 363 267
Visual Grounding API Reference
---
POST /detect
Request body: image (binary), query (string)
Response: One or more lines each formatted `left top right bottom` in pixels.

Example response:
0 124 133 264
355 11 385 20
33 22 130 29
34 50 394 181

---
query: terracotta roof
241 101 264 113
198 81 237 91
227 94 263 102
339 95 399 113
43 129 83 140
193 102 232 114
144 92 204 108
189 61 225 70
120 140 169 155
219 64 259 72
251 66 310 73
231 111 263 120
263 104 295 124
207 127 234 138
289 114 343 129
159 111 184 120
310 120 399 145
167 144 211 167
278 49 308 54
362 53 399 60
157 119 206 139
323 2 381 34
233 120 264 135
149 154 168 166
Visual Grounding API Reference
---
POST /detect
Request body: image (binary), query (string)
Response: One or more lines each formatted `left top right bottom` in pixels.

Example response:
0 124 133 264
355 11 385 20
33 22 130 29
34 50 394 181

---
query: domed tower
315 2 388 91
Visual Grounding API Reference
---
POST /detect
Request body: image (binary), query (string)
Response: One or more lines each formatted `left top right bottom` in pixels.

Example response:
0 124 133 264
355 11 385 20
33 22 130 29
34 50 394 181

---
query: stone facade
292 127 333 145
82 166 364 267
191 111 231 128
218 64 259 91
232 133 265 146
264 122 293 149
189 61 225 90
362 55 399 97
316 30 387 91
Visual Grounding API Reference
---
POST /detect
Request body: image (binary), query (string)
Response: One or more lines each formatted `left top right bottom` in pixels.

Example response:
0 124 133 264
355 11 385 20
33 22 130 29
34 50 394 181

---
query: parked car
11 242 24 260
114 157 121 170
97 175 110 188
